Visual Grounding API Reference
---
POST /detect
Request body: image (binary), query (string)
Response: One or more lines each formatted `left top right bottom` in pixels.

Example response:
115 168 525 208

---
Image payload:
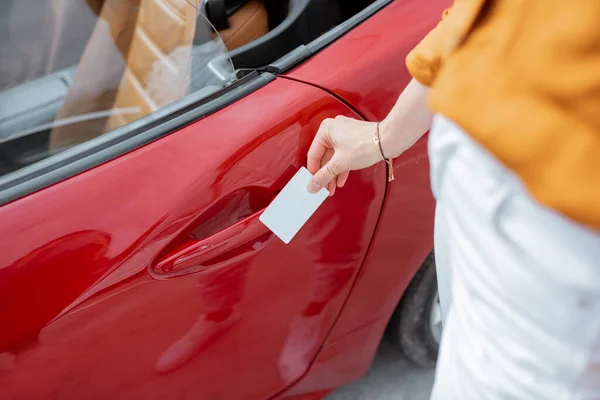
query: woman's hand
306 79 433 196
307 116 382 196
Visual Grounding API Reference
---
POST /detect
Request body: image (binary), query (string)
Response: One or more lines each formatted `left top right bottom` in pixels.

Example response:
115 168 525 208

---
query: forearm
379 78 433 158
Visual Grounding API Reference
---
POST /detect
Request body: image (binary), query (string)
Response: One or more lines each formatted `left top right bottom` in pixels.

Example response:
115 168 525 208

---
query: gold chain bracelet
374 122 395 182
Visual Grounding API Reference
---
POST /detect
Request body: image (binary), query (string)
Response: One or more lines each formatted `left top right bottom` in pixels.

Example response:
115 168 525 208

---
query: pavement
326 340 435 400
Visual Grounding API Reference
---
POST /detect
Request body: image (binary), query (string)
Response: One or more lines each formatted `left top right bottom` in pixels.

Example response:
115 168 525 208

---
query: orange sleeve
406 8 452 87
406 0 487 86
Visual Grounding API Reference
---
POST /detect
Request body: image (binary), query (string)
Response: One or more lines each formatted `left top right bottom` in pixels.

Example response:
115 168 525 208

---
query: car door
272 0 447 394
0 2 385 399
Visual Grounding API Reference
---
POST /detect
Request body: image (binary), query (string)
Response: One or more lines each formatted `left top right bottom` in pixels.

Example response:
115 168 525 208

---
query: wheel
388 252 441 367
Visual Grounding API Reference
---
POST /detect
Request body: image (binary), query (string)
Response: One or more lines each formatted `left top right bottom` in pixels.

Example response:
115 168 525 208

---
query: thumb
308 157 346 194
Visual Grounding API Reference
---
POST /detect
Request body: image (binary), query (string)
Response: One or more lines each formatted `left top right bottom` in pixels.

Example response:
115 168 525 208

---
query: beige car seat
49 0 268 151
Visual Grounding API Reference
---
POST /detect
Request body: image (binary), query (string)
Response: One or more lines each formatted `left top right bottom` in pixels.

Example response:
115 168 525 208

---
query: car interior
0 0 378 177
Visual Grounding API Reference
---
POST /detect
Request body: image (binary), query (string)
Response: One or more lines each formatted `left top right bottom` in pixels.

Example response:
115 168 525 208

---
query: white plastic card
259 167 329 244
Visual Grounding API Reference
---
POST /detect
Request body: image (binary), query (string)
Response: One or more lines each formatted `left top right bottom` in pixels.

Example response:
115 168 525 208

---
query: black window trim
0 71 274 206
268 0 394 73
0 0 393 207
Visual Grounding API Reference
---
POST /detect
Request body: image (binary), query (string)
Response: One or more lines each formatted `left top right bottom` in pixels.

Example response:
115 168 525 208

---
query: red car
0 0 447 398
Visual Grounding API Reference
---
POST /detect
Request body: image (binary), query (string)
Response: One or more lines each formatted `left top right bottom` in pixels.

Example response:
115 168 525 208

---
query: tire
388 252 441 367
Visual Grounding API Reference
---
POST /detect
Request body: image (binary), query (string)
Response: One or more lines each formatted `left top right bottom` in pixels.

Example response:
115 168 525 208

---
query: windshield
0 0 235 175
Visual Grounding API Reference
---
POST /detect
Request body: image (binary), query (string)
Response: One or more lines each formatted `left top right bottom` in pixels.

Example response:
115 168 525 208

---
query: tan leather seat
49 0 268 150
219 0 269 50
103 0 200 131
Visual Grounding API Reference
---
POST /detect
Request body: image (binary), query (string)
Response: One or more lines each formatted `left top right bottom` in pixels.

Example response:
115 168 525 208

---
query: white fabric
429 114 600 400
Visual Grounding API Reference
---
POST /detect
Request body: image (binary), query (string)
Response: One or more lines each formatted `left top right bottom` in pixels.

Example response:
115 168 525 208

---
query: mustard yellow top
407 0 600 230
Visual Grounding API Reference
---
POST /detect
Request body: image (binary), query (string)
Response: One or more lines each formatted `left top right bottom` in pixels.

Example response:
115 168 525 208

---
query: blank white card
259 167 329 244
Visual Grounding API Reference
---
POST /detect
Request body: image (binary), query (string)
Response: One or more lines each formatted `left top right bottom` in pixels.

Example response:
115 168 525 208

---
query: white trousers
429 115 600 400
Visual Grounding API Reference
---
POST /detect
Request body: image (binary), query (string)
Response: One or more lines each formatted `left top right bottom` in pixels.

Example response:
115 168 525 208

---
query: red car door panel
0 78 386 399
287 0 450 121
280 0 449 392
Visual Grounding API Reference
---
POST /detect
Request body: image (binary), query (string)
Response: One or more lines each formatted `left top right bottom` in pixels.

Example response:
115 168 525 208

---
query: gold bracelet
374 122 395 182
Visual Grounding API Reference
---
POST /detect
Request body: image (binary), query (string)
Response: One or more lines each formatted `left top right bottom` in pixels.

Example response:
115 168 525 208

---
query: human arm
307 2 463 194
307 78 432 195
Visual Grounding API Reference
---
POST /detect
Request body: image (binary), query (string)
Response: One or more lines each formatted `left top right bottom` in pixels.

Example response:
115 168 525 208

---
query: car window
0 0 235 177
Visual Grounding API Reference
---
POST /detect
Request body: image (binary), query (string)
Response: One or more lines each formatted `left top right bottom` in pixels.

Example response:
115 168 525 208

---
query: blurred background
328 341 435 400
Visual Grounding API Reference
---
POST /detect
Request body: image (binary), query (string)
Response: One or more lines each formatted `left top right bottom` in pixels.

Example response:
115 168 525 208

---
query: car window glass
0 0 235 178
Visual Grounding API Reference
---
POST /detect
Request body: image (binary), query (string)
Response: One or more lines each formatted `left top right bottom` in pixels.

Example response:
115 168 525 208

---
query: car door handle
153 210 272 277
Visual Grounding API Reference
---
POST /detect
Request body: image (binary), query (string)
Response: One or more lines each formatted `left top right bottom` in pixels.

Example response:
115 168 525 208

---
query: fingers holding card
259 167 329 244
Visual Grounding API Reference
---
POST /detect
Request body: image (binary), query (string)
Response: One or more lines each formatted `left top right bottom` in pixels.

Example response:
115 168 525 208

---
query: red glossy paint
288 0 451 122
0 79 385 399
283 0 450 394
0 0 450 398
